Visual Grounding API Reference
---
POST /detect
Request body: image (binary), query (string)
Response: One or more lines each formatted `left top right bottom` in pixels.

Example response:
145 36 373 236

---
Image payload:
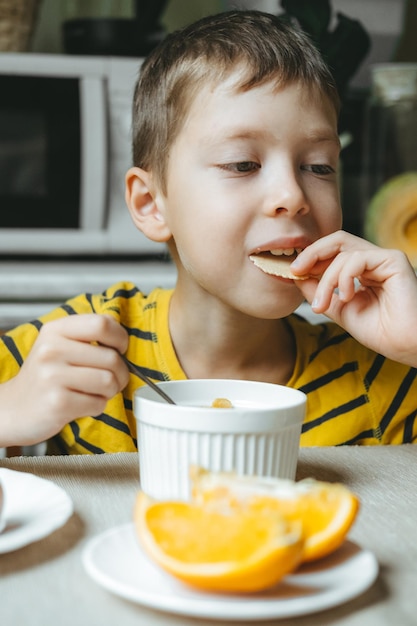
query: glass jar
364 63 417 202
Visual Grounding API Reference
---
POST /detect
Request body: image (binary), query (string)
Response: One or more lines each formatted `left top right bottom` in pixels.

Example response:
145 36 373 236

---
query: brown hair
132 10 340 191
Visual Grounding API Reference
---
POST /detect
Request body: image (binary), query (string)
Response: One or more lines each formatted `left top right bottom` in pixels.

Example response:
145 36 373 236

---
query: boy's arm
0 314 129 448
291 230 417 368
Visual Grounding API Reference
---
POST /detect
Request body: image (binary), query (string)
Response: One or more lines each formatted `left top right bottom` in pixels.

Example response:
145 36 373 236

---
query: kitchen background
23 0 416 236
0 0 414 330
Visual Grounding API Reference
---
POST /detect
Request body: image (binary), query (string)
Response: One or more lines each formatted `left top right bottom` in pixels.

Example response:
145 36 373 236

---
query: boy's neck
169 289 296 385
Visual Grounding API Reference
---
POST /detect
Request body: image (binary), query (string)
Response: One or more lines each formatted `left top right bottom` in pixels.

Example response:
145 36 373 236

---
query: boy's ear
125 167 172 242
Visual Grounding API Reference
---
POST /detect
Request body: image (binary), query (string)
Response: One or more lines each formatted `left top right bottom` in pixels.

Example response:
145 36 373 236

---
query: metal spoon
122 356 176 405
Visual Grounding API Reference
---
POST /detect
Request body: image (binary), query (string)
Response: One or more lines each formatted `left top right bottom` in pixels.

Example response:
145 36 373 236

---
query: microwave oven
0 53 166 257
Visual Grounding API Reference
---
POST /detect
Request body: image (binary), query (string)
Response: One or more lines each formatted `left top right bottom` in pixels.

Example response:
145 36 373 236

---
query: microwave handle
79 77 107 230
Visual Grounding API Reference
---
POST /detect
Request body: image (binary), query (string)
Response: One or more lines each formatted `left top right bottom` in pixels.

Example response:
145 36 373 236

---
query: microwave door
79 76 107 232
0 70 108 254
0 54 167 257
0 74 82 231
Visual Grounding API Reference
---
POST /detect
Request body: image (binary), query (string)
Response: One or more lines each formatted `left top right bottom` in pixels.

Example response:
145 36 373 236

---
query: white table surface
0 447 416 626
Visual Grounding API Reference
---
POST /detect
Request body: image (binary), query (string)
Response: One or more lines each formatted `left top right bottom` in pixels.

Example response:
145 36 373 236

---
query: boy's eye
303 164 335 175
220 161 260 174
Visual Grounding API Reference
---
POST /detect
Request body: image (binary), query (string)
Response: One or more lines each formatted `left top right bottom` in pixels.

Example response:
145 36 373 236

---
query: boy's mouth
249 248 308 280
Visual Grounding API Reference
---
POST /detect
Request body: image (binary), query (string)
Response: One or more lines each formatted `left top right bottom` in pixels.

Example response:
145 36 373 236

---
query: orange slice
134 490 304 593
191 468 360 562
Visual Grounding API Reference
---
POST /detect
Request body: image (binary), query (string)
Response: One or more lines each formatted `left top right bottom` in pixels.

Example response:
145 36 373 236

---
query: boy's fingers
292 277 319 305
41 314 129 354
291 231 373 275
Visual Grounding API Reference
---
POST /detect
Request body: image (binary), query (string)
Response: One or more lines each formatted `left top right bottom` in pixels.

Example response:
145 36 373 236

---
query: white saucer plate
83 523 378 621
0 468 73 553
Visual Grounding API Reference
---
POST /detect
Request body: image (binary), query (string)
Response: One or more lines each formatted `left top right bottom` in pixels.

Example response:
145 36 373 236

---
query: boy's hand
291 230 417 368
0 314 130 447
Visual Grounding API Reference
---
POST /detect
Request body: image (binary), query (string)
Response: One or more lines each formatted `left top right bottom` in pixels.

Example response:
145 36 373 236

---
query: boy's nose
263 172 309 218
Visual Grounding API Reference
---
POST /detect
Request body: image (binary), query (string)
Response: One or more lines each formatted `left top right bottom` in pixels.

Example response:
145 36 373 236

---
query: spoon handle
122 356 176 405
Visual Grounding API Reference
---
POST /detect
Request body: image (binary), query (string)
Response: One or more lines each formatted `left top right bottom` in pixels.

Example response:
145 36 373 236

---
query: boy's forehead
174 78 339 152
189 74 267 116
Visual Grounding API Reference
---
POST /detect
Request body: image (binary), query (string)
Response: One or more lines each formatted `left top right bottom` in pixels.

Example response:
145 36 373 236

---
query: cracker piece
249 254 309 280
211 397 233 408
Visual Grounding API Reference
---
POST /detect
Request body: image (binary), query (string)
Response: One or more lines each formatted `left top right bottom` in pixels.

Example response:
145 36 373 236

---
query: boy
1 10 417 453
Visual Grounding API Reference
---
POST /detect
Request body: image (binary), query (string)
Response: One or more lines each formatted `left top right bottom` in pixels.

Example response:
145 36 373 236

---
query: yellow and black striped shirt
1 282 416 453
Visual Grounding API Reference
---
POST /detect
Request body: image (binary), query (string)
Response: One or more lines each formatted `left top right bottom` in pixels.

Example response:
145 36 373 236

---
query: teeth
270 248 302 256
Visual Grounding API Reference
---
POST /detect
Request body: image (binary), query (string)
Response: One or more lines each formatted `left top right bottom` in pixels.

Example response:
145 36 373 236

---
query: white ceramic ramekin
134 379 306 500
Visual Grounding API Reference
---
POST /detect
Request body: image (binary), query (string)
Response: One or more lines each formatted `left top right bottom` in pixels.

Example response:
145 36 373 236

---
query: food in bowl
211 397 233 408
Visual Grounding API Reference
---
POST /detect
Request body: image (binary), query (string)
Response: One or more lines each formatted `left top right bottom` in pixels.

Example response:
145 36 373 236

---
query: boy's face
156 76 342 318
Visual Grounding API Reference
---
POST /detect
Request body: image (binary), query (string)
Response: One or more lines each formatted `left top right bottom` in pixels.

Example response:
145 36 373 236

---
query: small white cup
134 379 306 500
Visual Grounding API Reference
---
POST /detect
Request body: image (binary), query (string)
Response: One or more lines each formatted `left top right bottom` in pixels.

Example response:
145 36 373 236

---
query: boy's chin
242 293 305 321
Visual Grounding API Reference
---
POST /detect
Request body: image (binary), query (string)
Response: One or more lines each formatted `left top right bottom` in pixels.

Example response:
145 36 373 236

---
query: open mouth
249 248 308 280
